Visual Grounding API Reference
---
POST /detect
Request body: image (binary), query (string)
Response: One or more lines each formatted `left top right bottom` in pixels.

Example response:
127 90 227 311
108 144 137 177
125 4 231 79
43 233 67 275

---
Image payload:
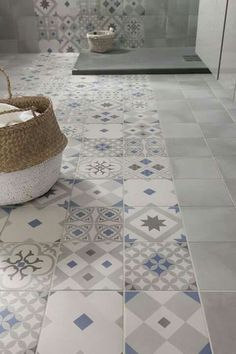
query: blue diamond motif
141 170 154 177
0 308 21 334
74 314 93 330
144 188 155 195
144 253 174 276
140 159 151 165
28 219 42 228
103 229 114 236
102 260 112 268
67 260 77 268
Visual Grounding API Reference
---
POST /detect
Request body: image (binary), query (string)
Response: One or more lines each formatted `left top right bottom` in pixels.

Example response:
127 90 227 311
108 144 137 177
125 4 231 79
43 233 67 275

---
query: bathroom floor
0 53 236 354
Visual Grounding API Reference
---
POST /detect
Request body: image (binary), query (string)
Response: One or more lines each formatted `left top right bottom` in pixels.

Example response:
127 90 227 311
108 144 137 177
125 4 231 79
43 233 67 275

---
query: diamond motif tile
63 223 123 241
78 157 123 178
123 0 146 15
100 0 123 15
0 291 47 353
125 241 197 290
124 179 177 207
67 207 123 224
37 291 123 354
124 122 162 138
84 124 123 139
82 138 123 157
0 242 59 290
70 179 123 208
124 111 159 124
125 205 184 242
52 241 123 290
124 138 167 156
125 291 212 354
124 157 171 178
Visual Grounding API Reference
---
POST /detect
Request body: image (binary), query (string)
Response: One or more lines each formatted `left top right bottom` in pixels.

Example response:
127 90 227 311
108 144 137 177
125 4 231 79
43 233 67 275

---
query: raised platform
72 47 210 75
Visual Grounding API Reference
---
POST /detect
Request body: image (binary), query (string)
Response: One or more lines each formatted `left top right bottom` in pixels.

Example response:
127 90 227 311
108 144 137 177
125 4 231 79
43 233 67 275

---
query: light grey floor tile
200 123 236 138
216 156 236 179
188 98 224 111
193 109 234 123
166 138 211 157
224 179 236 203
207 138 236 156
190 242 236 290
170 157 220 179
174 179 233 206
181 207 236 242
154 89 185 101
182 88 214 99
201 292 236 354
162 123 203 138
158 107 196 123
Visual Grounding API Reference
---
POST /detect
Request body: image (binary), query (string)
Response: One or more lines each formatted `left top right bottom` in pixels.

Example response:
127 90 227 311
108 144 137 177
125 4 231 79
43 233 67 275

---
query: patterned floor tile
125 291 212 354
84 124 123 139
125 241 197 290
0 291 47 354
0 208 9 234
124 110 159 124
124 179 177 207
63 223 123 241
82 138 123 157
52 241 123 290
124 123 162 138
124 138 167 156
70 179 123 207
77 157 123 178
0 204 66 243
0 242 59 290
124 157 171 178
67 206 123 224
37 291 123 354
86 109 124 124
60 123 83 139
125 205 184 242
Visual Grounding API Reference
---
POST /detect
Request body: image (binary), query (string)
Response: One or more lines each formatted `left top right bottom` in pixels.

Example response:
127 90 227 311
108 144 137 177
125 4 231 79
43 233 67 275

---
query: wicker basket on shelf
0 67 67 205
87 27 115 53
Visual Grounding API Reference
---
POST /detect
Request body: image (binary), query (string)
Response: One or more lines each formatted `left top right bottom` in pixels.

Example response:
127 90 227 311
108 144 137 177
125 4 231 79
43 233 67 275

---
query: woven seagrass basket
0 67 68 205
87 28 115 53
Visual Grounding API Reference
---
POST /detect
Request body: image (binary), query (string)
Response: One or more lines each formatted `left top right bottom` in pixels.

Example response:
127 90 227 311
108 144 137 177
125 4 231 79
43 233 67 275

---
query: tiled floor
0 53 236 353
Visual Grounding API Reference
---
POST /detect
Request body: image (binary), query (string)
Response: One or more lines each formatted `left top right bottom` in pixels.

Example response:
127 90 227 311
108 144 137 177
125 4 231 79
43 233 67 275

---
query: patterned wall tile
100 0 123 16
123 0 146 16
123 16 144 48
33 0 57 16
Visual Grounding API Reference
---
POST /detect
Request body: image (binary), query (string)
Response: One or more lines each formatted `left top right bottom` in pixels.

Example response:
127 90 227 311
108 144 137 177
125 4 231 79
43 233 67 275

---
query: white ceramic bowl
0 153 62 205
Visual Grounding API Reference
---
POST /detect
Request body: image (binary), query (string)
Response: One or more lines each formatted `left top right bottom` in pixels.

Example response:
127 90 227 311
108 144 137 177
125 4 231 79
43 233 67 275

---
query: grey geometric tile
207 138 236 156
100 0 123 15
82 138 123 157
63 223 123 241
67 207 123 224
166 138 211 157
124 179 177 207
123 16 144 48
193 109 234 124
125 291 212 354
200 123 236 138
124 137 167 156
162 123 203 138
77 157 123 179
52 241 123 290
125 204 185 242
124 156 171 179
0 242 59 290
84 124 123 139
0 291 47 354
125 241 197 290
124 122 162 138
123 0 146 15
86 109 124 124
216 156 236 178
170 157 220 179
70 179 123 208
37 291 123 354
224 179 236 203
124 110 159 124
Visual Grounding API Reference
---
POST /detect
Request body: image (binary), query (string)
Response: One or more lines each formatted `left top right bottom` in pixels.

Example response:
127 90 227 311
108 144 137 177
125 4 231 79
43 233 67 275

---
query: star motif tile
124 122 162 138
82 138 123 157
125 241 197 291
84 124 123 139
52 241 123 290
0 242 59 290
70 179 123 207
124 157 171 178
0 291 47 353
77 157 123 179
37 291 123 354
125 291 212 354
125 205 184 242
124 179 177 206
124 137 167 156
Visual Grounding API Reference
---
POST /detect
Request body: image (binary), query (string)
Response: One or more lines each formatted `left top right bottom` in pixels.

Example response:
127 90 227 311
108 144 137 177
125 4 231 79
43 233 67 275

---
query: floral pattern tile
82 138 123 157
77 157 123 178
125 241 197 291
52 241 123 290
0 291 48 354
125 291 212 354
37 291 123 354
0 242 59 290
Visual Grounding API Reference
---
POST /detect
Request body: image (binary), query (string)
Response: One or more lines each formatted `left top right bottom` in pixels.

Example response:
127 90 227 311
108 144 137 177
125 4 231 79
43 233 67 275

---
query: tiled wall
0 0 199 53
0 0 39 52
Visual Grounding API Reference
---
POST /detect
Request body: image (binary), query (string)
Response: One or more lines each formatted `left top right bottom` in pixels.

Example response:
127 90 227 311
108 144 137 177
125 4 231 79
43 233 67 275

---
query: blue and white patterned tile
84 124 123 139
0 291 48 354
124 157 171 178
63 223 123 241
37 291 123 354
52 241 123 290
0 242 59 290
125 241 197 291
82 138 123 157
125 204 184 242
125 291 212 354
124 122 162 138
124 137 167 156
67 206 123 224
77 157 123 179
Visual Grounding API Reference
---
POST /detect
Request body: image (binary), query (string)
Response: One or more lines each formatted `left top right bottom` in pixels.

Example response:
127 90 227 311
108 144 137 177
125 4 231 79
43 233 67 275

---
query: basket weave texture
87 30 115 53
0 67 67 173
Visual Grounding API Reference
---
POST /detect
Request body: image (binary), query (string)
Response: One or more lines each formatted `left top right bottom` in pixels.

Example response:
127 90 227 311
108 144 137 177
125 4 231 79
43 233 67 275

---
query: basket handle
0 67 13 99
0 106 37 119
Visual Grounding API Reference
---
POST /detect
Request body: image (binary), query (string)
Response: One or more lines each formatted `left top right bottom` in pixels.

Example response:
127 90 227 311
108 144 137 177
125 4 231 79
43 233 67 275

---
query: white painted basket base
0 153 62 206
